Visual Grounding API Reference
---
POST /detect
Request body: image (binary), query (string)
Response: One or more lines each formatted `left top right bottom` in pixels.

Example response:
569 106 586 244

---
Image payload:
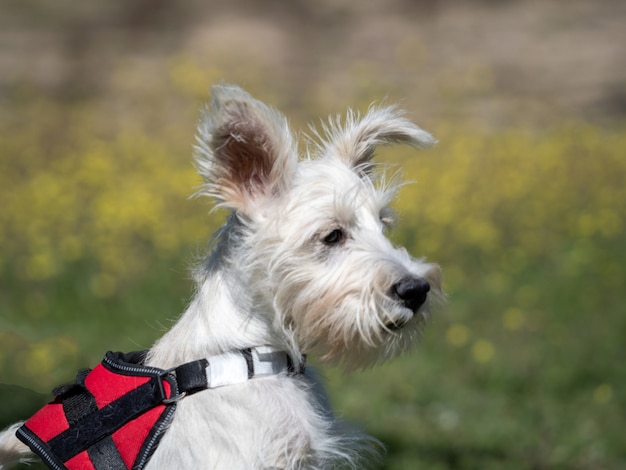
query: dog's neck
146 266 300 370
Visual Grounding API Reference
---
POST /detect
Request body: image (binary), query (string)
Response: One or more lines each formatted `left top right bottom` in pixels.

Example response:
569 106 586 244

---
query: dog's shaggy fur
0 84 443 469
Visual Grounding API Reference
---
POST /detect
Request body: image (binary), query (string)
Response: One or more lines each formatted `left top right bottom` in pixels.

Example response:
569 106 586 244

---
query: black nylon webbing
87 436 127 470
48 379 162 463
241 348 254 379
173 358 209 394
61 389 98 426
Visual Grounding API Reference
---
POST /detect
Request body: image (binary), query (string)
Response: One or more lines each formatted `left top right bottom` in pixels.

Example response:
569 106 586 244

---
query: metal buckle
157 367 187 404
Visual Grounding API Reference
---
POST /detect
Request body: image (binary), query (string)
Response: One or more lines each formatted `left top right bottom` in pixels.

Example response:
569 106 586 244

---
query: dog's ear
194 84 296 213
318 106 436 174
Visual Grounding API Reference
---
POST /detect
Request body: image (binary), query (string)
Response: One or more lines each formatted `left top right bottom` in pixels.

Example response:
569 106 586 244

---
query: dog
0 84 443 469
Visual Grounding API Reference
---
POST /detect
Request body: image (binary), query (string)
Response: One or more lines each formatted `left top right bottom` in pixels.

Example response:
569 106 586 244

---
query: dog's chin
384 318 409 331
383 307 428 333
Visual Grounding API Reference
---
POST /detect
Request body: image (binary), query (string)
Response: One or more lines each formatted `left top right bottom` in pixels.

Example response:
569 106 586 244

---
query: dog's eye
322 228 345 246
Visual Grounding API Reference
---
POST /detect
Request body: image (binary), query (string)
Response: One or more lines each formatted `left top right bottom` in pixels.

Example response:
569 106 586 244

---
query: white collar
163 346 305 402
206 346 304 388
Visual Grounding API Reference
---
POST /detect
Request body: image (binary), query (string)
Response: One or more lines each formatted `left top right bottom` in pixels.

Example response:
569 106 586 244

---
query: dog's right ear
194 84 296 213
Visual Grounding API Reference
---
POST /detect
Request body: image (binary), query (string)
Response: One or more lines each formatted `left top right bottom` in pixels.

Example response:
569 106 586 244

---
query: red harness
16 351 181 470
16 348 304 469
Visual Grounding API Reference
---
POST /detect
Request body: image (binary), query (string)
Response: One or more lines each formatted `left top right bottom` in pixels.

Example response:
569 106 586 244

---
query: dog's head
195 84 443 367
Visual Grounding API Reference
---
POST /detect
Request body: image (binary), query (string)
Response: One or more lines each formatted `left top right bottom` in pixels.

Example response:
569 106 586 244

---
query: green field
1 71 625 468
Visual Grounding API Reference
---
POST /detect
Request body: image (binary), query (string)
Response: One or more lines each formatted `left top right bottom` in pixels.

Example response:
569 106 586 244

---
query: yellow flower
503 308 526 331
593 384 613 404
472 340 495 364
446 324 470 347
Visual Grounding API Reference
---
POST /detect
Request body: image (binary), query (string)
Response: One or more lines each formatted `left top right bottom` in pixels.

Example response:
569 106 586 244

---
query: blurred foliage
1 56 625 469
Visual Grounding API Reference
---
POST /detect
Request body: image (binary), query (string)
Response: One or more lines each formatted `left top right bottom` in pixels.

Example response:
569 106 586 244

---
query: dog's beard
264 264 428 369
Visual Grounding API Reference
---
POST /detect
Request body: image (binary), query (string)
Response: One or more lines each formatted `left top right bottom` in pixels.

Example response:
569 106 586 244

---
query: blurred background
1 0 625 468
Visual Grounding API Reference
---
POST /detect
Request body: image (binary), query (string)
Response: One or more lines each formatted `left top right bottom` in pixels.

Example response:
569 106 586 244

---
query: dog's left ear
194 84 296 213
319 106 436 174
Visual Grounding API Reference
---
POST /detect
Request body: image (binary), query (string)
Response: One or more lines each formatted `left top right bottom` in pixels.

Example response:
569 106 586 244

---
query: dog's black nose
391 277 430 312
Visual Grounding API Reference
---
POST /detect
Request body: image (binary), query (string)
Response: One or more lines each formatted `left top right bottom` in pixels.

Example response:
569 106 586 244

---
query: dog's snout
391 277 430 312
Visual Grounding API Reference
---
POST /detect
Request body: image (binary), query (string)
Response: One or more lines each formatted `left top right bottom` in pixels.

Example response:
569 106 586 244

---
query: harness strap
165 346 305 400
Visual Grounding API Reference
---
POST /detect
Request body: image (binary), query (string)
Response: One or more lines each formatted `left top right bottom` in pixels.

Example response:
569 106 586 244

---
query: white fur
0 423 35 469
0 84 443 469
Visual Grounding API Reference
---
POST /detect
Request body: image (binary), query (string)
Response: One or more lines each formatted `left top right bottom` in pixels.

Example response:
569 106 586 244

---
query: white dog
0 84 442 469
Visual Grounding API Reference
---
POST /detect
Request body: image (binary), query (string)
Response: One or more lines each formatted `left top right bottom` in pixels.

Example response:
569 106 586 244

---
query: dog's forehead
294 160 371 195
284 158 392 217
297 158 357 183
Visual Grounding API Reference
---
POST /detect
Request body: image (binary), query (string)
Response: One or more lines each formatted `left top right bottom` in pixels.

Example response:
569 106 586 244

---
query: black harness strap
87 437 127 470
171 358 209 395
60 388 98 426
48 378 163 463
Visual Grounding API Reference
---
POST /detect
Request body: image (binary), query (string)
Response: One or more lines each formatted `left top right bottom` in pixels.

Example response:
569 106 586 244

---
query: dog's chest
146 375 336 468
